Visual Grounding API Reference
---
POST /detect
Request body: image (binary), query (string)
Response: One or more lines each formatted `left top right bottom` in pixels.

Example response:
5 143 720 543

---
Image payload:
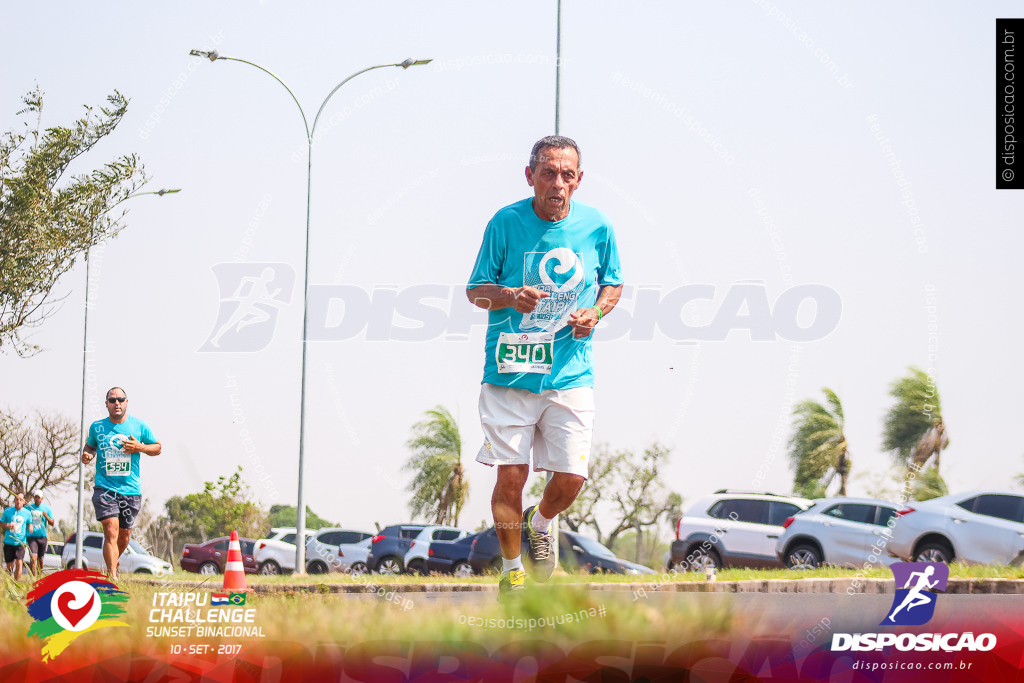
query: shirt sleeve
0 509 10 525
597 224 624 287
140 420 158 445
467 218 506 288
86 422 98 449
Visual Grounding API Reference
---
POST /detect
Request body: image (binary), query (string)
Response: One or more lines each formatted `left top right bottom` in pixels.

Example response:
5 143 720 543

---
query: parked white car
888 490 1024 564
62 532 172 575
775 497 902 569
403 526 471 575
42 540 64 572
253 527 317 574
304 528 374 574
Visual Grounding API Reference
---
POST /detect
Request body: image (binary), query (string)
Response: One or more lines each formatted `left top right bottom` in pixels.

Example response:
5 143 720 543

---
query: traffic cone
223 530 248 592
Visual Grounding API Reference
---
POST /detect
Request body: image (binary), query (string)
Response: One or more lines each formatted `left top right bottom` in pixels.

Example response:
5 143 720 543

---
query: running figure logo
883 562 949 626
199 263 295 352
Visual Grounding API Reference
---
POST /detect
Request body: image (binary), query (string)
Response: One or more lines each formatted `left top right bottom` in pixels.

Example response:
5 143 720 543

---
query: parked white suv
62 532 173 575
669 490 812 571
253 527 317 574
305 528 374 574
404 526 470 575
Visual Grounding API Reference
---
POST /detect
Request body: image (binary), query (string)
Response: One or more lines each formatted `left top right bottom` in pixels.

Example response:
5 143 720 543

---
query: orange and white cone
223 530 248 592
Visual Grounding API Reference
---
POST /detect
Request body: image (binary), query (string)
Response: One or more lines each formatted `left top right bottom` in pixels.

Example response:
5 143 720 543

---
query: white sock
502 556 524 573
531 509 553 534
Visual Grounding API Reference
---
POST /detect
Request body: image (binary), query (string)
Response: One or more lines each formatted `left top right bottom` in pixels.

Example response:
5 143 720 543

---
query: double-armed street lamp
189 48 431 573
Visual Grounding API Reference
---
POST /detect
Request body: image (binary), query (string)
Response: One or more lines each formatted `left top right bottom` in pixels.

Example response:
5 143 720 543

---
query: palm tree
882 366 949 475
788 388 851 497
403 406 469 526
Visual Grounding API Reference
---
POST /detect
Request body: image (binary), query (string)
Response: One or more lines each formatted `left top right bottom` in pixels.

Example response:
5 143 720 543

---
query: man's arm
467 284 549 313
568 284 623 338
81 444 97 464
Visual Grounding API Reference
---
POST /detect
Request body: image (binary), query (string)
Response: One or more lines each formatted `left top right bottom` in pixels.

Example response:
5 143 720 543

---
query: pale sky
2 1 1021 542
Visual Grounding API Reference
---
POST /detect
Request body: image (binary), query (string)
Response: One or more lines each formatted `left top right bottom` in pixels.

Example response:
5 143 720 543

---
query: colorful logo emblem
882 562 949 626
25 569 129 661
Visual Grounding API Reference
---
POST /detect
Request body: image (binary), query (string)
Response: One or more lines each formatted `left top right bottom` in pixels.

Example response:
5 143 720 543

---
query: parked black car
426 532 481 576
468 527 655 575
366 524 427 574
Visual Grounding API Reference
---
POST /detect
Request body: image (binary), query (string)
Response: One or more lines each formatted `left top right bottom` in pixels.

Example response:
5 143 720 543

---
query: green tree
910 465 949 501
788 388 851 497
267 505 337 529
1 88 147 355
403 406 468 526
0 409 79 505
162 467 266 560
882 366 949 476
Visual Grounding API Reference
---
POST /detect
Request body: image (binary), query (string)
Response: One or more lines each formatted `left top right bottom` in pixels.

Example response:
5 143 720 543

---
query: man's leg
116 528 131 575
13 558 23 580
101 517 121 578
493 464 529 559
537 473 586 520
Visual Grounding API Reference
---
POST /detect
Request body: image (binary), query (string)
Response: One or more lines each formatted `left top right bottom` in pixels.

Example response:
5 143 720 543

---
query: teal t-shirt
26 502 53 538
468 198 623 393
1 506 32 546
87 416 158 496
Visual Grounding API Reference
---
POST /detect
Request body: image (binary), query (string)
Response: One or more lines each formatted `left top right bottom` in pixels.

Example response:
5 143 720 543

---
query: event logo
199 263 295 352
521 248 586 331
25 569 129 661
883 562 948 626
832 562 996 652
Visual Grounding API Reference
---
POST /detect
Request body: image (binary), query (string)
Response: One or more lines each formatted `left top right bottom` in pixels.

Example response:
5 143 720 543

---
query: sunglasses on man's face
107 397 127 404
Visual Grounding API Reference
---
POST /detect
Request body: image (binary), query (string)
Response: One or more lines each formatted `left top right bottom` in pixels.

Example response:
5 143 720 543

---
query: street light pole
75 188 181 569
190 50 431 574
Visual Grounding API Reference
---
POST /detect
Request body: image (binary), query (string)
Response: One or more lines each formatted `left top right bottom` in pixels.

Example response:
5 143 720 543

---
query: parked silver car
888 490 1024 564
776 497 903 569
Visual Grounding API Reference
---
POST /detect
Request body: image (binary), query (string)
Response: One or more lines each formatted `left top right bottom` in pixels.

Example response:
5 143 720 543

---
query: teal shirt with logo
87 416 158 496
1 506 32 546
26 502 53 538
468 198 623 393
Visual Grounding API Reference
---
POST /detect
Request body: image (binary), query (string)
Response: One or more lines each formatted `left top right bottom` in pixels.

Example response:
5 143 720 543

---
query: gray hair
529 136 581 172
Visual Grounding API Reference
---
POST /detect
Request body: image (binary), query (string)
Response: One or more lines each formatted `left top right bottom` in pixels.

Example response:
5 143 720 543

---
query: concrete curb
132 577 1024 595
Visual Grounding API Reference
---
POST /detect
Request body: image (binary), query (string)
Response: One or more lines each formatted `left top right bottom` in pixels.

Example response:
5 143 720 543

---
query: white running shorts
475 383 594 478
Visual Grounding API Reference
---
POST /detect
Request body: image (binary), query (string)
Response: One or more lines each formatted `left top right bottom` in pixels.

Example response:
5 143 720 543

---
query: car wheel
259 560 282 575
376 557 402 575
786 544 822 570
684 546 721 572
308 561 328 575
914 542 953 564
453 561 474 578
406 560 427 576
349 562 368 575
199 562 220 575
66 561 76 571
134 568 153 574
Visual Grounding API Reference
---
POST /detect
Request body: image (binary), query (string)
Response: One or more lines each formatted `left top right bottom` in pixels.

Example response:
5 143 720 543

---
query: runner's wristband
591 306 603 320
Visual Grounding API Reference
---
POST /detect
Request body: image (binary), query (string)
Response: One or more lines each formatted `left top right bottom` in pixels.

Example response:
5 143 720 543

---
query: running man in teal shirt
467 136 623 599
26 489 55 576
2 492 34 580
82 387 161 578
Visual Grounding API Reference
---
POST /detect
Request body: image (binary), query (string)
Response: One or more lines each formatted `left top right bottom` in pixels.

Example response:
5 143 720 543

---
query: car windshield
128 539 148 555
570 534 616 558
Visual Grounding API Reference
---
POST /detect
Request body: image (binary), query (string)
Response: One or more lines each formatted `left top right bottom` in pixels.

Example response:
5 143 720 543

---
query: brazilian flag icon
228 593 246 606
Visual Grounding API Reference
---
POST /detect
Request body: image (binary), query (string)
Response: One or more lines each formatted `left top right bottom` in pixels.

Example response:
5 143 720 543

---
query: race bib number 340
497 332 554 374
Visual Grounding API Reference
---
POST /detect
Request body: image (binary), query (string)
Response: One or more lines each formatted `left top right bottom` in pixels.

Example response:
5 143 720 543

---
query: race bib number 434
497 332 554 374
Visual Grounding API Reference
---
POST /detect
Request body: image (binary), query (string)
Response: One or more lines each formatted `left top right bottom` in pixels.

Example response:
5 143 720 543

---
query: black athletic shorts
3 543 25 563
92 487 142 529
27 536 47 561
